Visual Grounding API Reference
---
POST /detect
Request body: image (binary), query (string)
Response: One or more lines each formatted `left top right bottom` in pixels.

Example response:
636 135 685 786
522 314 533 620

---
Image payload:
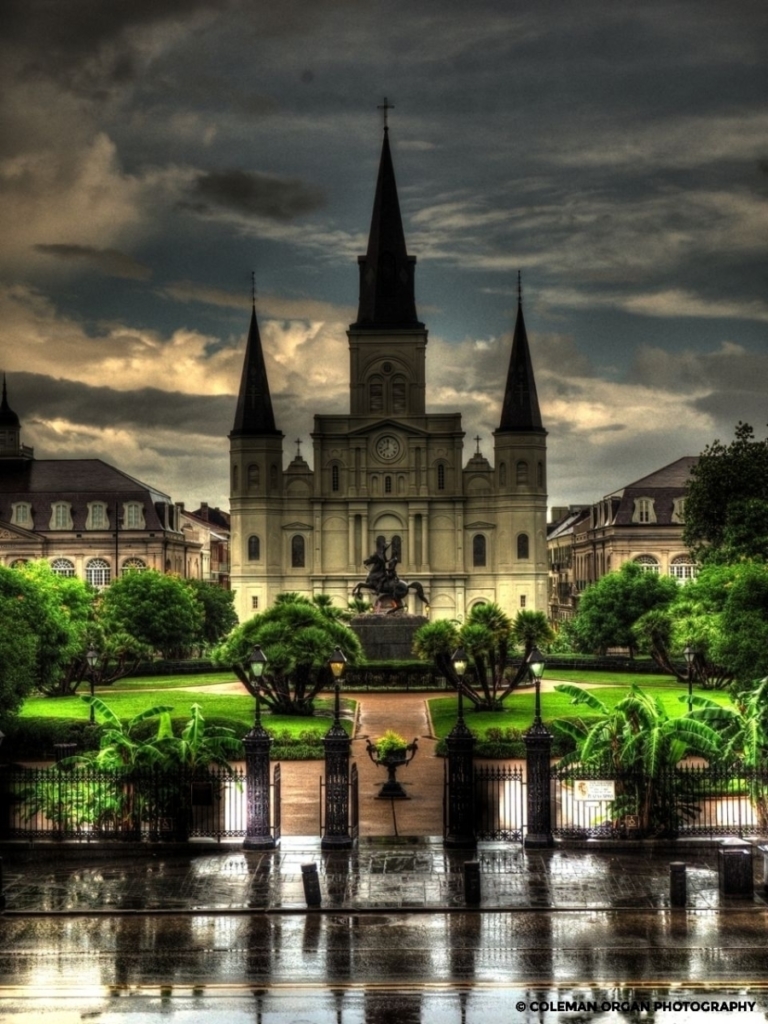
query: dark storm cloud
2 0 233 86
10 373 232 437
183 170 326 222
34 245 151 281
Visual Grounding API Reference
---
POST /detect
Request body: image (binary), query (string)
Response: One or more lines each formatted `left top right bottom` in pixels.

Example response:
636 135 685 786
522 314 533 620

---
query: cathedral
229 125 548 623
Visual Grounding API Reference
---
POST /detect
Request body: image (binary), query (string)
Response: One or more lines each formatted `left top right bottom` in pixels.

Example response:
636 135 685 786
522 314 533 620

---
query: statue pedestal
350 614 428 661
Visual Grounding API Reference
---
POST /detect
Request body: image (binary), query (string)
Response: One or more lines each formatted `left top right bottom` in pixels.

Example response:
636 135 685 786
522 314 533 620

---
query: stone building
547 457 698 620
229 125 549 622
0 375 201 583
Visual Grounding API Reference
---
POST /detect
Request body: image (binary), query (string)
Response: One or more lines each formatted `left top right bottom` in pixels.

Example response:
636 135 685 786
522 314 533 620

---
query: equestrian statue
351 543 430 615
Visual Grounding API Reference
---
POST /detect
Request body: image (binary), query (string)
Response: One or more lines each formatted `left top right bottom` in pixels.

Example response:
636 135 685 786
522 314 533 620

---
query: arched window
392 376 406 414
634 554 660 573
473 534 487 567
248 535 261 561
391 535 402 562
538 461 544 487
437 463 446 491
121 558 146 574
270 465 278 490
86 558 111 588
248 464 260 491
369 376 384 413
9 558 28 568
11 502 31 527
291 535 306 568
331 464 340 492
516 460 529 485
499 462 506 487
517 533 529 559
376 535 387 555
669 555 697 582
51 557 76 577
385 475 392 494
232 464 239 490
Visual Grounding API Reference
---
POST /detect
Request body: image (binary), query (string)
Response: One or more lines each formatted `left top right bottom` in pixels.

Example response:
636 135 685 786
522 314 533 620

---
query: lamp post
524 645 553 849
322 647 353 850
243 644 276 850
684 644 696 714
86 647 98 724
444 647 476 848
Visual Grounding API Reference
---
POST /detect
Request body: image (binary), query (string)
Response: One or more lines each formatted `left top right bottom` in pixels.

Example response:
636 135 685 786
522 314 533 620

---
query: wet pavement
2 838 765 913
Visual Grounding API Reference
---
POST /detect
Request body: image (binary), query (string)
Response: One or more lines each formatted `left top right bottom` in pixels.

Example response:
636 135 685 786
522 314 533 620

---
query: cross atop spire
474 435 482 454
295 437 303 458
377 97 395 130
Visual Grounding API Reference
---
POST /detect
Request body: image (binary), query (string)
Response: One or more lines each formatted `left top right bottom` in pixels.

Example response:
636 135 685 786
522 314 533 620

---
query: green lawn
428 685 733 742
544 668 687 688
19 692 355 740
104 672 237 691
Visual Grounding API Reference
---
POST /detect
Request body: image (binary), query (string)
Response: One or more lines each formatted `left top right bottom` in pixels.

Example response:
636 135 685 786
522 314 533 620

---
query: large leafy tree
633 562 768 689
571 561 678 656
7 561 95 700
211 595 362 715
99 569 204 659
683 421 768 563
183 578 238 647
413 604 553 711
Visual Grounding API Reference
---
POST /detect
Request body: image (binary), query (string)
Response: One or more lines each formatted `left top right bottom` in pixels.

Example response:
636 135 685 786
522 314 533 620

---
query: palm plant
413 604 552 711
551 683 722 835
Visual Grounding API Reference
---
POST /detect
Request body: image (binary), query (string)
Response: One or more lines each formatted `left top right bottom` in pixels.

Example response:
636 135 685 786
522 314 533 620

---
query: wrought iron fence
551 761 768 840
0 764 248 842
473 764 525 842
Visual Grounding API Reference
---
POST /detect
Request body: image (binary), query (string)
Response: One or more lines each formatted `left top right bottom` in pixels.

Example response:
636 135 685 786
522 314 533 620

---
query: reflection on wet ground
4 843 762 911
2 983 768 1023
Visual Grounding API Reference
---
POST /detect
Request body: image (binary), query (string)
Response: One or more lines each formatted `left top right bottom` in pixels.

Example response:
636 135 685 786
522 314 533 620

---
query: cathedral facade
229 127 548 622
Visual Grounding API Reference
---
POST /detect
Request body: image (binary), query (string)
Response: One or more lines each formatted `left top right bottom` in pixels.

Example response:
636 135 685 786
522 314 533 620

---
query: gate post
524 648 554 849
243 696 276 849
322 651 354 850
444 685 476 849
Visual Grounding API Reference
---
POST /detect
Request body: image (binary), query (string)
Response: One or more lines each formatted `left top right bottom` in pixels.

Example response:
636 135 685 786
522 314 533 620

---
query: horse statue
352 545 430 615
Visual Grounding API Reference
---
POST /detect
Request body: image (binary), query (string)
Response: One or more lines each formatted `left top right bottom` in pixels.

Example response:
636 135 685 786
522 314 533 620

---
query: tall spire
230 290 280 437
352 118 422 329
497 278 544 432
0 373 20 428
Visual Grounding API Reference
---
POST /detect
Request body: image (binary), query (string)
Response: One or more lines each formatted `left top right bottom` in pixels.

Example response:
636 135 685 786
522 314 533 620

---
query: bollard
464 860 481 905
669 861 686 907
717 838 753 897
301 863 322 908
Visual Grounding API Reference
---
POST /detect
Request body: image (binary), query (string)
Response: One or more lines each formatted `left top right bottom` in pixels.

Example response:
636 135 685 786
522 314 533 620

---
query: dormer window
11 502 31 527
123 502 145 529
632 497 657 524
49 502 73 530
86 502 109 530
671 498 686 523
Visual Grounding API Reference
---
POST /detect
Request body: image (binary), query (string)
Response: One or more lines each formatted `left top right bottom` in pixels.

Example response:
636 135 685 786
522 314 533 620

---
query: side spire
230 281 280 437
352 111 422 329
0 372 20 428
497 275 544 432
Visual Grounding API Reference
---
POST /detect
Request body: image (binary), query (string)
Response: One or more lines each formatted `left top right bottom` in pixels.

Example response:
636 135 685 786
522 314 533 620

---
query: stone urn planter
366 730 418 799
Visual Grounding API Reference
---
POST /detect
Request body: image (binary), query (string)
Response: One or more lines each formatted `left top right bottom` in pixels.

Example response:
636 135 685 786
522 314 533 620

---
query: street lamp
684 644 696 714
322 647 352 850
248 644 268 724
451 647 468 721
328 647 348 722
86 647 99 724
527 645 546 725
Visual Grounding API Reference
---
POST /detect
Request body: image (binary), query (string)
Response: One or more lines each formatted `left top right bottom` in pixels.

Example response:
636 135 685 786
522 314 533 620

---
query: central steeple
352 123 422 330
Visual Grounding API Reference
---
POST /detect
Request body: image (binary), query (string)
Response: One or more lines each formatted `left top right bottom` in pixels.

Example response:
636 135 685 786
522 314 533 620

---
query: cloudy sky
2 0 766 515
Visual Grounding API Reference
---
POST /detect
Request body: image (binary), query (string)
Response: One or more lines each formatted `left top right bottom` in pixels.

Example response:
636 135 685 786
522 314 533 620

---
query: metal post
524 675 554 848
301 863 322 907
463 860 481 904
322 683 353 849
243 694 276 850
444 688 476 848
670 861 686 907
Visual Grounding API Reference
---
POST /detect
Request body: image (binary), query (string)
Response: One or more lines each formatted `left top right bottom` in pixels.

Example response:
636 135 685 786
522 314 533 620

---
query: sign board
574 780 616 801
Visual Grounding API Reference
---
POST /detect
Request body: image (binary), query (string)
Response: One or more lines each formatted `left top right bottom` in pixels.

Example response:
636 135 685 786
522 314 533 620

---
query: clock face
375 435 401 461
